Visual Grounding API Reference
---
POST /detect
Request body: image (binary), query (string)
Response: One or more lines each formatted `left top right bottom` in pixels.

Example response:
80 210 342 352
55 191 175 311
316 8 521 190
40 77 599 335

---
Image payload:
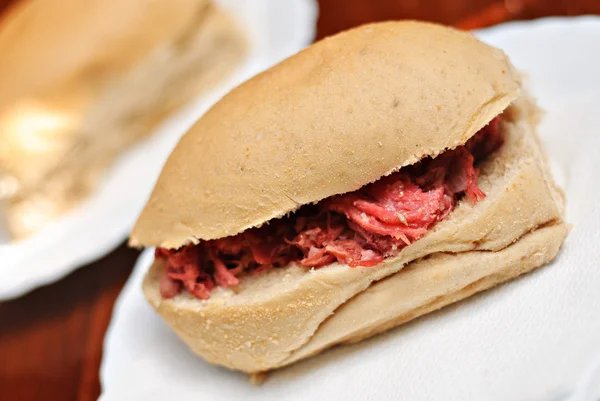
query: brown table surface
0 0 598 400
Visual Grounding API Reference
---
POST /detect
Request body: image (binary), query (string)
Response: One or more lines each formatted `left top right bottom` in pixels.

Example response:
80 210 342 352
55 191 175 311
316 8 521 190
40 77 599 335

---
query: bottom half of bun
144 221 566 373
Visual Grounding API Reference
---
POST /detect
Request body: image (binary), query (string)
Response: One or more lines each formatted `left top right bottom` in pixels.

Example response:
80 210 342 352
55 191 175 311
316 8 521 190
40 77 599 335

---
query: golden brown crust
131 21 521 248
142 99 567 372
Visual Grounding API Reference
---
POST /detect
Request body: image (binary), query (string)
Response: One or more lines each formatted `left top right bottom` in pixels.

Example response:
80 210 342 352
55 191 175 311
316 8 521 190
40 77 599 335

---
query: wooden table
0 1 598 400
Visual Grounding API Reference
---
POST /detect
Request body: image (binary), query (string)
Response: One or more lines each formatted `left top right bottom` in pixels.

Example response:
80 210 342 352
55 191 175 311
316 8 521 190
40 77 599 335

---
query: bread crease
283 221 565 367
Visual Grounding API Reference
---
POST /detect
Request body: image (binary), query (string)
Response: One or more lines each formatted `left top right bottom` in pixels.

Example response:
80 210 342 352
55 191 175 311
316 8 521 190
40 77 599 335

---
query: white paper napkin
0 0 318 300
100 17 600 401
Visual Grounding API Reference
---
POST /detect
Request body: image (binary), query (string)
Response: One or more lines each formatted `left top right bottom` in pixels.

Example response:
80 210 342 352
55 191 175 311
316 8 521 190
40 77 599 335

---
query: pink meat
156 117 502 299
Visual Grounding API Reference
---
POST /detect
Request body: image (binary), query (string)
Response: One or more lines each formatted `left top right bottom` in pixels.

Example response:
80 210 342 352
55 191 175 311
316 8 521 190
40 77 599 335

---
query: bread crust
142 98 566 373
131 21 521 247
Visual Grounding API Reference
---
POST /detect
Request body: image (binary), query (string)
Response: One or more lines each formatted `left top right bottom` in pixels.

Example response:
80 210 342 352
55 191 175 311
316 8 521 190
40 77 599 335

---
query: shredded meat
156 117 503 299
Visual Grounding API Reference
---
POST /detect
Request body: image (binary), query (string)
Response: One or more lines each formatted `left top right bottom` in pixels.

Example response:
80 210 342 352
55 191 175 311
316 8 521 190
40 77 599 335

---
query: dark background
0 0 598 400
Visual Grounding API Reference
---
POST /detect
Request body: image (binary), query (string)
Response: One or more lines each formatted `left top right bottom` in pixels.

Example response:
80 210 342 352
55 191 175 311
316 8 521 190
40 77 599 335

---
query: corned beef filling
157 117 503 299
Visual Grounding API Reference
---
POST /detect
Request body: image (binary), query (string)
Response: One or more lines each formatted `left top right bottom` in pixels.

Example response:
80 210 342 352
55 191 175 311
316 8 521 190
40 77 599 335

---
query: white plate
0 0 318 300
100 17 600 401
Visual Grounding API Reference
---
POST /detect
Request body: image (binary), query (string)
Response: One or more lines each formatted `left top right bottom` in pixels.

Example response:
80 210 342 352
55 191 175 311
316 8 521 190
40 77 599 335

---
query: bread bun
142 97 566 372
0 0 247 238
131 21 521 248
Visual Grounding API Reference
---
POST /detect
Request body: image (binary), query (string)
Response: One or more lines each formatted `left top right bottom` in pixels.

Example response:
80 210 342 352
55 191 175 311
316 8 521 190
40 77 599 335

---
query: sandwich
131 21 567 374
0 0 246 239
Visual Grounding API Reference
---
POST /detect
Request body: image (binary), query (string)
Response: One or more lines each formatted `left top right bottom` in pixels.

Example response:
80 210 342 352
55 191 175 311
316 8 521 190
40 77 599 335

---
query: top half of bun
130 21 521 249
0 0 221 110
